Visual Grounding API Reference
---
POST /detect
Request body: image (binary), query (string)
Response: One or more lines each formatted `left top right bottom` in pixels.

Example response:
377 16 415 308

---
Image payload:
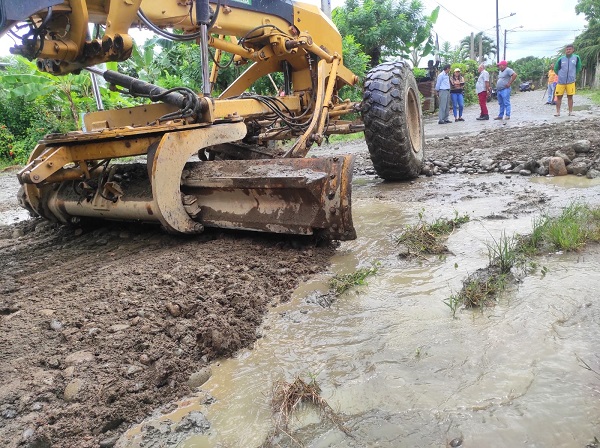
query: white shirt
476 70 490 94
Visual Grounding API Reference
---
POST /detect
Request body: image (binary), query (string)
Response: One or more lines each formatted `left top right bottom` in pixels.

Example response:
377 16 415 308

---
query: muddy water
119 177 600 448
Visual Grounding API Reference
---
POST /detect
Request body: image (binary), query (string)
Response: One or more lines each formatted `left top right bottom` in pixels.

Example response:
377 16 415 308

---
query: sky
0 0 588 67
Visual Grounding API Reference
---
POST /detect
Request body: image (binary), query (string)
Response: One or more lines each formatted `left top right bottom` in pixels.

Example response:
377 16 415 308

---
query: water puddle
118 183 600 448
531 175 600 189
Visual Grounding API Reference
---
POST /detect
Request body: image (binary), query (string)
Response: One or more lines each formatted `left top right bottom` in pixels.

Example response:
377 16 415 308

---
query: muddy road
1 91 599 448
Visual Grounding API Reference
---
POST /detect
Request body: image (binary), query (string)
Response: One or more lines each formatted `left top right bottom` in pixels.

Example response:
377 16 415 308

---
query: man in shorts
554 44 582 117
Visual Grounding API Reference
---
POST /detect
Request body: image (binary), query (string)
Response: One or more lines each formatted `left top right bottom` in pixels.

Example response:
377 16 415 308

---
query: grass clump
328 262 380 296
522 203 600 254
486 230 521 273
394 211 470 257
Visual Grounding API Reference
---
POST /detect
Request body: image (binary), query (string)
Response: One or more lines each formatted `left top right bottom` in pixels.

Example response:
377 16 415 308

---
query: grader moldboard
0 0 424 240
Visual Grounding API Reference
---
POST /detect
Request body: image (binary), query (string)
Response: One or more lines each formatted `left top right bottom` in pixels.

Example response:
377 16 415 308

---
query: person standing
554 44 582 117
475 64 490 120
494 60 517 120
546 67 558 105
450 68 465 121
435 64 452 124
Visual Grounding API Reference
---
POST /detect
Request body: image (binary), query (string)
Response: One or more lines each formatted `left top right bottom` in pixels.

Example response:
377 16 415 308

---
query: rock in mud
573 139 592 153
548 157 568 176
188 367 212 389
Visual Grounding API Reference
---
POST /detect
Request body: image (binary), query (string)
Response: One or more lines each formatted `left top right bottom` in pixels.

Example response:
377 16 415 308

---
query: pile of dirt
0 219 335 448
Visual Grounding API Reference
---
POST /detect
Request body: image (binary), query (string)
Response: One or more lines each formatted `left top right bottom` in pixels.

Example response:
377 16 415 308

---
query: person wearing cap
450 68 465 121
475 64 491 120
494 60 517 120
553 43 582 117
435 64 452 124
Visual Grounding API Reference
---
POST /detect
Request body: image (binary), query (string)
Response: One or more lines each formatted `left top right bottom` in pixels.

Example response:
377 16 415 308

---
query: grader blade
181 155 356 240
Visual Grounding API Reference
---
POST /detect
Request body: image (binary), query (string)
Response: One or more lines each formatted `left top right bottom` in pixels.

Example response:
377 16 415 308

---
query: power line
516 29 584 32
427 0 482 33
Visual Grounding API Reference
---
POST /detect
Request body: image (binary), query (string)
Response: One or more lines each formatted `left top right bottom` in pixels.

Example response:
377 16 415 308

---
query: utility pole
496 0 500 63
470 32 475 60
321 0 331 18
503 29 507 61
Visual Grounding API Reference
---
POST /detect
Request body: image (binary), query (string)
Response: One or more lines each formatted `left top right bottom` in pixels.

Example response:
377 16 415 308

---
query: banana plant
0 57 91 128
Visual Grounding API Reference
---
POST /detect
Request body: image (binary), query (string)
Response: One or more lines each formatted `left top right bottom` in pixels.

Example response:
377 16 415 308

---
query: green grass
522 202 600 253
328 262 380 296
394 211 470 256
580 87 600 106
486 230 520 274
325 132 364 144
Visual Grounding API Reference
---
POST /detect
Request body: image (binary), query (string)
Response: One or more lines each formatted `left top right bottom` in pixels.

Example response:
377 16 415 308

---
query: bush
0 124 15 161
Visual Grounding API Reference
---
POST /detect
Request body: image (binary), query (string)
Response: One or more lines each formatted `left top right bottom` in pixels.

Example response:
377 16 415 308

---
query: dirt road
1 90 599 448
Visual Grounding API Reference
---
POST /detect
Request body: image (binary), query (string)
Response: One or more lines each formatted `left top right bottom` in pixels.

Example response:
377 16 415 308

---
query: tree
574 0 600 87
575 0 600 23
407 6 440 67
332 0 432 68
458 33 497 63
437 41 462 66
511 56 546 85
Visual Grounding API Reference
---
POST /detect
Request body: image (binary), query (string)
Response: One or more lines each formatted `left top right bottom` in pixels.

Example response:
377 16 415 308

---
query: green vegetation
329 262 380 296
522 203 600 253
332 0 439 68
581 88 600 105
486 230 520 274
394 211 470 257
446 202 600 316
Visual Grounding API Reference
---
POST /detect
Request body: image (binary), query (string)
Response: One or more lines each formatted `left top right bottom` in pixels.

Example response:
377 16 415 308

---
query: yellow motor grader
0 0 424 240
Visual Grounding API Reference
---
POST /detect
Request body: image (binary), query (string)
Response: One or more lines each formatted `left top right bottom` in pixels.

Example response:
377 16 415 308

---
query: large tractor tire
362 61 425 180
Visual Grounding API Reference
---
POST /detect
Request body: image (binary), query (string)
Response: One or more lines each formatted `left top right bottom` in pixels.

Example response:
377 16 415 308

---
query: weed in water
328 262 380 296
394 211 470 257
455 267 508 309
486 230 519 274
443 293 462 318
525 203 600 253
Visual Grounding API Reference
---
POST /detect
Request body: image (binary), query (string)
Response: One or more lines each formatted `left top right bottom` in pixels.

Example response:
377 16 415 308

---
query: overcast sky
0 0 588 66
418 0 586 64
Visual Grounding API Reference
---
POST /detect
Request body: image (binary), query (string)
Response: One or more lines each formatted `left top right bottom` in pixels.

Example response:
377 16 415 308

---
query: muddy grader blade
18 122 356 241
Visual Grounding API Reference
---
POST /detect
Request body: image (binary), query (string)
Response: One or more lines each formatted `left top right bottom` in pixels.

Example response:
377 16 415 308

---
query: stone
572 139 592 153
567 160 590 176
49 319 63 331
586 169 600 179
555 151 572 164
548 157 567 176
99 434 120 448
108 324 130 333
63 379 84 401
519 169 532 176
64 350 95 366
174 411 210 434
12 229 24 239
188 366 212 389
537 166 549 176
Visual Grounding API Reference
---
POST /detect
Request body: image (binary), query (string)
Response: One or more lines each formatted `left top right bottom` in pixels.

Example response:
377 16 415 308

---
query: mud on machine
0 0 425 240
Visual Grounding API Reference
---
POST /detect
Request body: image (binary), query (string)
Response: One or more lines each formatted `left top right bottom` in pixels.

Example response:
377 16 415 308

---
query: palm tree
458 33 497 62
